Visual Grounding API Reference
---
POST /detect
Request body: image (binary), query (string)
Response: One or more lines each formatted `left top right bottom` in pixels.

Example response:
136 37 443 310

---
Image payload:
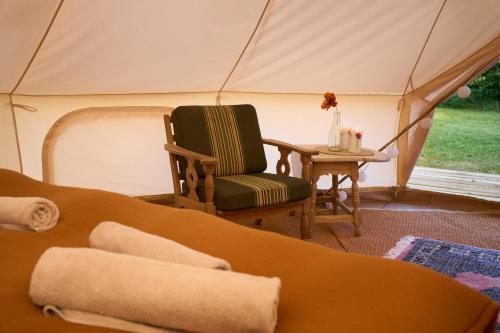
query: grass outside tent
417 104 500 174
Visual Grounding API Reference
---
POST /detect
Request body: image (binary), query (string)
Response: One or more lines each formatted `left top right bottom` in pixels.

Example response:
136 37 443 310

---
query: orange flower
321 91 338 110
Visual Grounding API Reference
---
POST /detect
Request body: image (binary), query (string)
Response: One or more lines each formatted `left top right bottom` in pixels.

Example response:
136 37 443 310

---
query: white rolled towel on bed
90 221 231 270
30 247 281 333
0 197 59 231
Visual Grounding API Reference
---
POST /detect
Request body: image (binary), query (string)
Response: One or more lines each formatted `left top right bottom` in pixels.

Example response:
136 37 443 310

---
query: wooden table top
299 145 391 163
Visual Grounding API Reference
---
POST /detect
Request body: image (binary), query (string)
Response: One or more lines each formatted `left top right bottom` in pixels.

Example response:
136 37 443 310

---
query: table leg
351 167 361 237
310 174 319 234
332 174 338 215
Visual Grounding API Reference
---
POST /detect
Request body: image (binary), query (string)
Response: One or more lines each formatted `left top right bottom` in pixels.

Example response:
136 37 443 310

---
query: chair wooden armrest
164 143 216 210
262 139 319 156
164 143 217 165
262 139 317 179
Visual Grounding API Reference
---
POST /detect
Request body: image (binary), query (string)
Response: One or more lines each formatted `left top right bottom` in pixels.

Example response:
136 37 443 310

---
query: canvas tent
1 0 499 196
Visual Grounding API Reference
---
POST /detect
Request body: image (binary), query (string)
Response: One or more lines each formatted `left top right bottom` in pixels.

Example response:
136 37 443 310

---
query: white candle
340 123 350 149
348 127 363 153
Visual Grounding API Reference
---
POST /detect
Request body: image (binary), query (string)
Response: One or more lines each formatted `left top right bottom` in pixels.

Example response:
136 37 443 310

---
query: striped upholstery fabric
172 105 310 211
171 105 267 178
191 173 311 211
202 105 245 176
219 174 289 207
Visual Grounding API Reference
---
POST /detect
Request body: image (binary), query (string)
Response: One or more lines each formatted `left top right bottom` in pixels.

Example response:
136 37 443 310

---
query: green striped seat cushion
171 105 267 177
191 173 311 211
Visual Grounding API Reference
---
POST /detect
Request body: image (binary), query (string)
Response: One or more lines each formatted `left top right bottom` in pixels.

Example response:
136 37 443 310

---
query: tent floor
352 188 500 213
152 189 499 255
237 208 499 256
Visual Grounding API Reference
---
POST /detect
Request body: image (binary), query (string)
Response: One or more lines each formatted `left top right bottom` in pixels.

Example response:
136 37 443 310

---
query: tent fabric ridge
6 0 65 175
402 0 448 96
217 90 406 96
9 0 65 95
9 91 406 98
216 0 272 104
414 36 500 95
10 91 222 98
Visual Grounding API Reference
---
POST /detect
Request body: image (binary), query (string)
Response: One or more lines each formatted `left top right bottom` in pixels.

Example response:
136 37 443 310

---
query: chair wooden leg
206 205 216 215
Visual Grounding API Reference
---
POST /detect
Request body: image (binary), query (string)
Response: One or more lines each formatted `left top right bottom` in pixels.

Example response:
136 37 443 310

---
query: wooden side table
300 146 390 237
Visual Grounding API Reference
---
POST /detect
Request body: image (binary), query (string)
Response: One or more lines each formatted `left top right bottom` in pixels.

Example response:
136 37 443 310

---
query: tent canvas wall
1 0 499 196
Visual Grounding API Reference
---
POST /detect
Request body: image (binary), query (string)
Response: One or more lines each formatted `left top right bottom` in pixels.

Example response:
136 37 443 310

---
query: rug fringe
383 235 417 259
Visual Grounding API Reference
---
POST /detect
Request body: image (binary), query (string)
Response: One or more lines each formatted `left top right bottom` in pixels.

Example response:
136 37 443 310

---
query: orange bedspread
0 169 498 333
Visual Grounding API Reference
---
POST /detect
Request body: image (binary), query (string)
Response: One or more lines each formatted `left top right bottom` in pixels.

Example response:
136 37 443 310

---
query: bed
0 168 498 333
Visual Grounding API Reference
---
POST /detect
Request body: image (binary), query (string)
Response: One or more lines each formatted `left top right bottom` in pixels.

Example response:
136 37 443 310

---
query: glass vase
328 108 342 151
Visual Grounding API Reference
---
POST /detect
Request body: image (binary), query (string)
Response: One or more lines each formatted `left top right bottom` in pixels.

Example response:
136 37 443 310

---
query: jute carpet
237 209 500 256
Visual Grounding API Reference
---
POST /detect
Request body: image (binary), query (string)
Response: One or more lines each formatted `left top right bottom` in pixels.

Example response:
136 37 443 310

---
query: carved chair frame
163 115 318 239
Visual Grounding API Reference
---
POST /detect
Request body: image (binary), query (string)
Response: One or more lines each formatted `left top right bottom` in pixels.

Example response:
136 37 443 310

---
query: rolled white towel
90 221 231 270
30 247 281 333
0 197 59 231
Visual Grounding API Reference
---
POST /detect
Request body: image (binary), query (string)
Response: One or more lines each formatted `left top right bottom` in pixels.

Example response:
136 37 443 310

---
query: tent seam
401 0 448 96
9 0 65 94
215 0 272 104
411 37 500 92
9 91 403 98
6 0 64 175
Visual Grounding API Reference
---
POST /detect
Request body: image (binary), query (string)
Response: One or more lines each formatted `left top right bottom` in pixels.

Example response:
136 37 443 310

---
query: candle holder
340 123 350 150
348 128 363 153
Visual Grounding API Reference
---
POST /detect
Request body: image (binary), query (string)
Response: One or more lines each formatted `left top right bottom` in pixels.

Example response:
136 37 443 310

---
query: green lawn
417 106 500 174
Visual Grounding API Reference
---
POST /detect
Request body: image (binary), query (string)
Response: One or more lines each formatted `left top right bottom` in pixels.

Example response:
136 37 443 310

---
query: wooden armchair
164 105 318 239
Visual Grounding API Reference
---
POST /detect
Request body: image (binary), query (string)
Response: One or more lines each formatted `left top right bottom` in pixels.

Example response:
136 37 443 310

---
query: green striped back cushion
171 105 267 177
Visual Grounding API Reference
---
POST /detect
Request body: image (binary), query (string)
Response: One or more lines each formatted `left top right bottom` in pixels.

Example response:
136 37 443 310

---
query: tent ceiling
225 0 444 94
0 0 61 92
2 0 500 96
412 0 500 88
13 0 266 95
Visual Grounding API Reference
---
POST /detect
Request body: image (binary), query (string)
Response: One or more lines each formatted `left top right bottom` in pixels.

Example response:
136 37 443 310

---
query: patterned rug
385 236 500 332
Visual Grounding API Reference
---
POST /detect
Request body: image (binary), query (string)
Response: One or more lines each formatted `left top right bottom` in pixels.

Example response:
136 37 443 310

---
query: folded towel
90 221 231 270
0 197 59 231
30 247 281 333
43 306 173 333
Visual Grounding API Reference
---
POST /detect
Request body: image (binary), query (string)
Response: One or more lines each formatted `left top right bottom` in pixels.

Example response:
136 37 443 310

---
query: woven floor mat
237 209 500 256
